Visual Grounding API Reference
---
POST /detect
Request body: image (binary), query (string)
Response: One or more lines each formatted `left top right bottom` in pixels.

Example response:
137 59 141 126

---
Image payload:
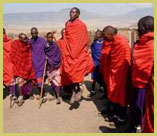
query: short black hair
71 7 80 15
103 26 117 35
31 27 38 32
138 16 154 35
46 32 52 37
96 29 102 33
3 28 6 34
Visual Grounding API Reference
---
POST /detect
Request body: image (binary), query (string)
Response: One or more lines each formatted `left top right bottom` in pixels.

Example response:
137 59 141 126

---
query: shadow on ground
84 80 130 133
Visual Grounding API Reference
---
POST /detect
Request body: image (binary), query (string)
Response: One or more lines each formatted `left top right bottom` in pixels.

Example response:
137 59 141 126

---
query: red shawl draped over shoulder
11 40 35 80
100 34 131 106
131 32 154 133
132 32 154 88
3 34 13 86
63 18 94 83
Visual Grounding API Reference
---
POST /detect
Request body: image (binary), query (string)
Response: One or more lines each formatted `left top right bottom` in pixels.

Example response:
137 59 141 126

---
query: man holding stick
45 32 62 104
30 27 47 102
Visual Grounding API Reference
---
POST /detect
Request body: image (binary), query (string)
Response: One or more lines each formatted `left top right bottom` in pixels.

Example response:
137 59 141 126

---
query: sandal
69 92 76 104
17 99 24 106
56 98 61 104
41 97 47 103
10 95 19 103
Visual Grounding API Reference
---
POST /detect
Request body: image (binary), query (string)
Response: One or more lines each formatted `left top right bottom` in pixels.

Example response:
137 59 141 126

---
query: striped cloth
63 18 94 83
11 40 35 80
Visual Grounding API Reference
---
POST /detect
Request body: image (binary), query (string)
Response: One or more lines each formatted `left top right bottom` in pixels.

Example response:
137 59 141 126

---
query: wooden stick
39 59 48 109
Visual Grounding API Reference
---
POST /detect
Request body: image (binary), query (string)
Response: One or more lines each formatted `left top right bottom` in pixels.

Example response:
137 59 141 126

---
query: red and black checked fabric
11 40 35 80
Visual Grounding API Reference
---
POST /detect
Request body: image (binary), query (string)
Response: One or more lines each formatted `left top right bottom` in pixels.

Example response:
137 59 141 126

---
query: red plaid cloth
11 40 35 80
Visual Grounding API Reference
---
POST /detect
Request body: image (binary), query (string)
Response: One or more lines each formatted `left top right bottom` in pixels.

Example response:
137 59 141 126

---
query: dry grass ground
3 75 128 133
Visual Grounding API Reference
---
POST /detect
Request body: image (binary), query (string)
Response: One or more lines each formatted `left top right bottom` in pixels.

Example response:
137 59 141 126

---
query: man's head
19 33 28 44
138 16 154 36
3 28 6 34
103 26 117 42
70 7 80 21
94 29 103 40
31 27 38 39
46 32 53 44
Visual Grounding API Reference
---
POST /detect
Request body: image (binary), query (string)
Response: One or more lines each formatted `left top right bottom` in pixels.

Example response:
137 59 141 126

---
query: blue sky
3 3 154 16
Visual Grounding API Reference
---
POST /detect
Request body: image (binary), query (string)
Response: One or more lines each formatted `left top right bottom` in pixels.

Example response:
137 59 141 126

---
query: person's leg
99 81 108 100
35 76 44 100
37 86 47 103
69 82 83 104
53 85 61 104
17 78 27 106
9 78 16 96
70 83 76 104
9 83 19 103
128 88 146 132
9 85 16 98
113 103 127 123
75 83 83 102
63 85 72 96
100 99 114 117
89 80 96 97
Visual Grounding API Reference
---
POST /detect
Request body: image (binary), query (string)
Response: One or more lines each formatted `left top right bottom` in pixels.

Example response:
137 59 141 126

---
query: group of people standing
3 7 154 133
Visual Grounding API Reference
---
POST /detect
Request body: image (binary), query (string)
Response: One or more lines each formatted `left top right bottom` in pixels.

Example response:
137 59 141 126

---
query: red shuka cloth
11 40 35 80
143 65 154 133
132 32 154 88
57 38 71 86
131 32 154 133
100 34 131 106
3 34 14 86
63 18 94 83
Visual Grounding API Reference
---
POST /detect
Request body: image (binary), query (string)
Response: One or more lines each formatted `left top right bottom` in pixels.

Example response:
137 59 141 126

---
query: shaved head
103 26 117 35
103 26 117 41
138 16 154 36
19 33 28 44
70 7 80 21
31 27 38 39
31 27 38 33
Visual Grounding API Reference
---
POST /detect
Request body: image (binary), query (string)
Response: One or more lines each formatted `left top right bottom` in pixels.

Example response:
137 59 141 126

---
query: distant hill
3 7 154 33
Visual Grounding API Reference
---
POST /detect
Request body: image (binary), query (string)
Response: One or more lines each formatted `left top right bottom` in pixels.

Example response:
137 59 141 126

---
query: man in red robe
63 7 94 104
100 26 131 122
3 28 13 87
131 16 154 132
57 28 72 98
3 28 16 100
11 33 36 106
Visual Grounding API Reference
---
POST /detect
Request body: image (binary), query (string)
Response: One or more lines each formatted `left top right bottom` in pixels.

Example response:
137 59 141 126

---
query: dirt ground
3 75 126 133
